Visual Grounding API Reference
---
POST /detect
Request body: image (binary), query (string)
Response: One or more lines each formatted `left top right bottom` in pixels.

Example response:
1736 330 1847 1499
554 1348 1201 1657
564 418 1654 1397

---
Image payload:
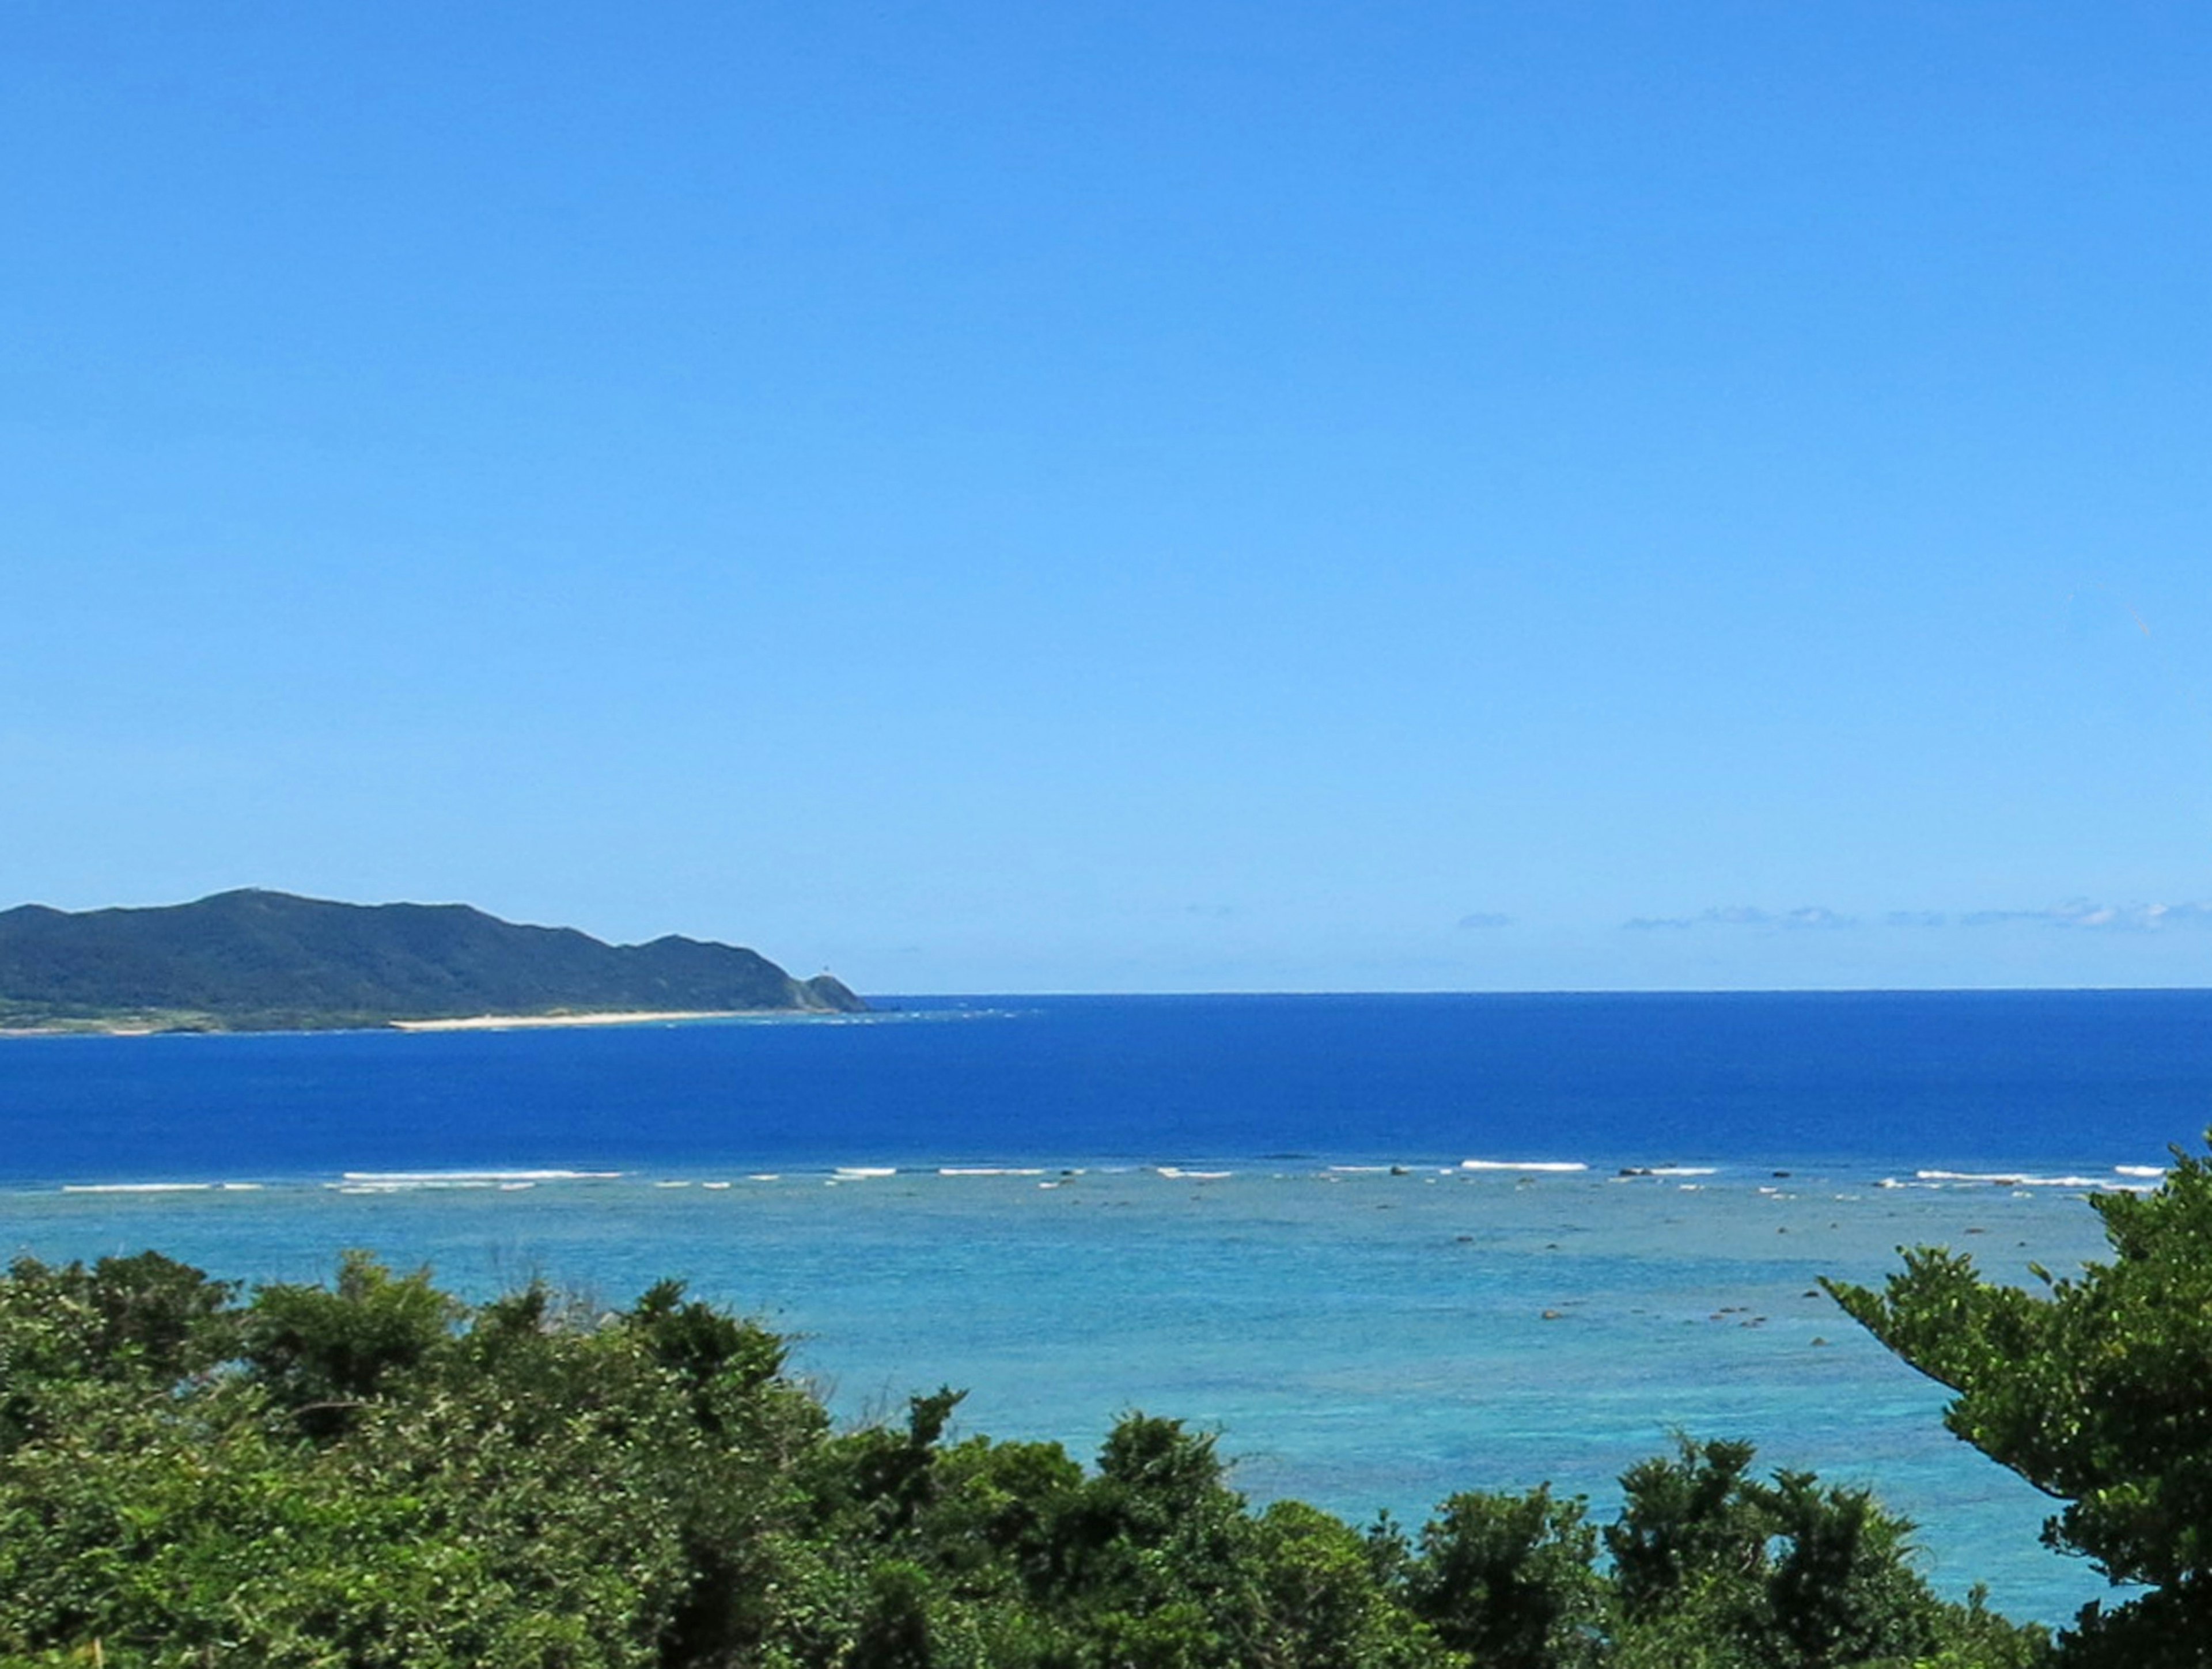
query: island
0 889 865 1033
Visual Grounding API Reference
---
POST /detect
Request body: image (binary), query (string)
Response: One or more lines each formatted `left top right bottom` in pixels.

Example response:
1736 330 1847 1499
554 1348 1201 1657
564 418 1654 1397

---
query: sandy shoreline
0 1008 813 1038
390 1010 755 1033
0 1023 168 1038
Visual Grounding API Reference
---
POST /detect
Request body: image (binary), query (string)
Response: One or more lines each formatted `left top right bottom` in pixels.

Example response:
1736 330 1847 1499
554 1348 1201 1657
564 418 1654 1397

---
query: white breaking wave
938 1167 1047 1177
1461 1159 1588 1173
340 1169 622 1184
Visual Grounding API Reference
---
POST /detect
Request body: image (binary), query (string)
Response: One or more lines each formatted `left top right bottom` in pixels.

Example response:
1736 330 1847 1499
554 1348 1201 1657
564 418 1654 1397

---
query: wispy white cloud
1622 905 1855 932
1702 906 1771 927
1960 900 2212 931
1456 912 1513 930
1630 900 2212 933
1778 906 1853 930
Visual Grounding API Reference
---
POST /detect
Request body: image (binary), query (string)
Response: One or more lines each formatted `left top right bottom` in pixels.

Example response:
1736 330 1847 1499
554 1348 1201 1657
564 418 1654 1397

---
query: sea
4 990 2207 1626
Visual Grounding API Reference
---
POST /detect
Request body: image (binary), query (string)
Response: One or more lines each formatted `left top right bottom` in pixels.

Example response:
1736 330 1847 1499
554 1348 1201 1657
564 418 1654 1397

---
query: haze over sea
5 990 2205 1625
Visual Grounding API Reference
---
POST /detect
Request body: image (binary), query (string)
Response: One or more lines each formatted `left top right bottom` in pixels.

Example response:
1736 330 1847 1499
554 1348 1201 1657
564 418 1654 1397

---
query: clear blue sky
6 3 2210 992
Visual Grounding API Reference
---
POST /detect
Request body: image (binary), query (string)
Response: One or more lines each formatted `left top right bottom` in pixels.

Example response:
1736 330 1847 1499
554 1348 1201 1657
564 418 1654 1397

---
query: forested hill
0 889 865 1030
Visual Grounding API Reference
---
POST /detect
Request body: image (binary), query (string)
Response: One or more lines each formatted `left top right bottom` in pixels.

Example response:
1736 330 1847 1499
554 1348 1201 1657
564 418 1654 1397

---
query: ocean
3 990 2206 1624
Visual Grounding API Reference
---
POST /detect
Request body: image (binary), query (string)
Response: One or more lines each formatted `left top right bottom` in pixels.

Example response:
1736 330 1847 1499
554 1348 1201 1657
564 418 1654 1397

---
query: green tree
1249 1500 1454 1669
1608 1438 1772 1631
0 1245 2058 1669
241 1250 458 1438
0 1253 237 1452
1827 1137 2212 1667
1604 1436 1983 1669
1406 1484 1603 1668
1063 1414 1260 1666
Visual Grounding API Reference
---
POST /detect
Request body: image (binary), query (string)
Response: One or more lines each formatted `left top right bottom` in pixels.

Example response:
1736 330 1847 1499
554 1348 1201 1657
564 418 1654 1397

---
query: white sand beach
391 1010 749 1033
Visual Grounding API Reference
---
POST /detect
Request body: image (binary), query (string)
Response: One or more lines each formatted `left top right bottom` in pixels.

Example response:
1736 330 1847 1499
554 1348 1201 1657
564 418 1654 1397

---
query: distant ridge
0 889 866 1032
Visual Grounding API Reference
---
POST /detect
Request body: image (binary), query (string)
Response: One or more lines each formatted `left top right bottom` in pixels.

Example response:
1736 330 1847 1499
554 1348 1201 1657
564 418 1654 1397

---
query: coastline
390 1009 753 1033
0 1022 169 1038
0 1006 839 1039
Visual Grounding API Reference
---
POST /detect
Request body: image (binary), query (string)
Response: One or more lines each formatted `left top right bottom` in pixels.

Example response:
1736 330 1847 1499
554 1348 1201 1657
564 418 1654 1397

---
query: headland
0 889 865 1034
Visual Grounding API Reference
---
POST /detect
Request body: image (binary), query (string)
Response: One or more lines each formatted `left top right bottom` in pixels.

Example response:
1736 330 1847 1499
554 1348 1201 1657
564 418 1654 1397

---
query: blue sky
6 3 2210 992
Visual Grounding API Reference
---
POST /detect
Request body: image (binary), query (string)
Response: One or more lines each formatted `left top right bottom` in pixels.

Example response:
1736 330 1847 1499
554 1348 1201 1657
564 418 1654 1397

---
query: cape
0 889 865 1031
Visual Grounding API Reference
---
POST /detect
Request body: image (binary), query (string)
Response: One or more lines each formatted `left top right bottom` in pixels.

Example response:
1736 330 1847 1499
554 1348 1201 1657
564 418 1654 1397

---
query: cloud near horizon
1959 900 2212 931
1456 912 1514 930
1623 905 1854 932
1623 900 2212 933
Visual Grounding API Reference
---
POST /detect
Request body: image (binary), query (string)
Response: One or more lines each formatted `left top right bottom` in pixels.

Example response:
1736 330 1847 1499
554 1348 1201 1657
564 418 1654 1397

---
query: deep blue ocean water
4 991 2209 1625
4 991 2206 1181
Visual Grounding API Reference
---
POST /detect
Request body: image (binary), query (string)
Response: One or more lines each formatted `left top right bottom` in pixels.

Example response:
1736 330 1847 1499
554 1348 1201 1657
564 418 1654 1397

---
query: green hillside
0 890 864 1031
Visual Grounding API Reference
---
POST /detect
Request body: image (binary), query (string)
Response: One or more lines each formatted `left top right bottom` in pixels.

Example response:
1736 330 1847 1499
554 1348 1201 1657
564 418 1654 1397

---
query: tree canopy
1828 1135 2212 1668
0 1247 2051 1668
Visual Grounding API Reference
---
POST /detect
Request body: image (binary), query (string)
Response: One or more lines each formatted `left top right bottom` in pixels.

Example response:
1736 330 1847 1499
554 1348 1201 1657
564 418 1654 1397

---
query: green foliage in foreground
0 1251 2048 1669
1829 1134 2212 1669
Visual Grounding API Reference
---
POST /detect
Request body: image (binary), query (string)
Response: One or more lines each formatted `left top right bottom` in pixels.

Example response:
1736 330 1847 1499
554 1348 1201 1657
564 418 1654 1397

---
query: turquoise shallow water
4 1160 2124 1625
